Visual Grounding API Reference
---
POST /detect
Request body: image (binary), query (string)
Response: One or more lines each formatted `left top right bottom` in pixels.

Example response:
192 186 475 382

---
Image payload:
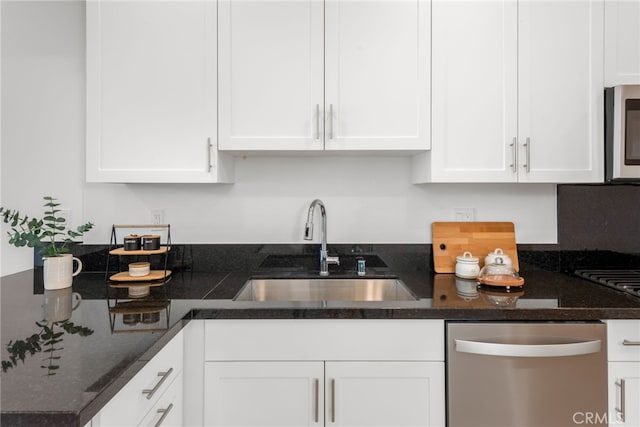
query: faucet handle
327 255 340 266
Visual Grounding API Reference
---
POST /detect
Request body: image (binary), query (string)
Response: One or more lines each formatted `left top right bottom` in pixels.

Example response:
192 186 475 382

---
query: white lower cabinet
607 320 640 427
201 319 445 427
204 361 442 427
325 361 443 426
608 363 640 427
92 331 184 426
205 361 324 426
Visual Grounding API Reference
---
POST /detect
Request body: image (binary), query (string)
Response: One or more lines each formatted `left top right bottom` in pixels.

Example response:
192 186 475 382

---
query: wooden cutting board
432 222 519 273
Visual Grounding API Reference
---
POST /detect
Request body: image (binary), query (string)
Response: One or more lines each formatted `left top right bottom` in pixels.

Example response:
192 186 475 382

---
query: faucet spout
303 199 339 276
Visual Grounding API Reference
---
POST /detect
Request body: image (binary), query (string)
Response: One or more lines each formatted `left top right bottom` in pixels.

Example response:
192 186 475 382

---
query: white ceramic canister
455 251 480 279
128 262 151 277
484 248 513 267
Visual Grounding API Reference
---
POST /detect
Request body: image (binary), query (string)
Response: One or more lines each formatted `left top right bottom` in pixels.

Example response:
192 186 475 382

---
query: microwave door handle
454 339 602 357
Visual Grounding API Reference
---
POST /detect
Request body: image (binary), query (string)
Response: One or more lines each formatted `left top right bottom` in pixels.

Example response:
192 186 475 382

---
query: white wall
1 0 3 278
2 0 87 276
1 0 558 277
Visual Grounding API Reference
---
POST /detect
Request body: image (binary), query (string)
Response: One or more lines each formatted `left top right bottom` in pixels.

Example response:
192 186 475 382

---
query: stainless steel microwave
605 85 640 182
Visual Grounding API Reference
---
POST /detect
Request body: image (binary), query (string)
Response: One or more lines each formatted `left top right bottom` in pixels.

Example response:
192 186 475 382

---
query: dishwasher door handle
454 339 602 357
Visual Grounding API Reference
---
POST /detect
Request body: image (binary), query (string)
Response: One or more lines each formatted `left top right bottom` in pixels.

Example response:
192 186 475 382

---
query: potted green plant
0 196 94 289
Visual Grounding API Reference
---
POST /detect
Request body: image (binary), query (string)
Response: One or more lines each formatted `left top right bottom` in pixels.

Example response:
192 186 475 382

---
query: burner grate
575 269 640 298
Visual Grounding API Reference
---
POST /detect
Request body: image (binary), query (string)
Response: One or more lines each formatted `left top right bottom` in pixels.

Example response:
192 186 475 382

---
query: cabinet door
324 0 430 151
608 362 640 426
430 0 518 182
605 0 640 86
517 0 604 183
325 361 445 427
218 0 324 151
86 0 221 183
204 361 325 426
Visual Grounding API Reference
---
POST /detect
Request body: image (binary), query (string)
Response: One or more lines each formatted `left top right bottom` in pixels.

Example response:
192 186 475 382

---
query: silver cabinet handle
331 378 336 423
142 367 174 400
207 138 212 172
314 378 319 423
154 403 174 427
523 137 531 172
315 104 320 140
454 339 601 357
623 339 640 346
329 104 334 140
615 379 626 423
510 137 517 172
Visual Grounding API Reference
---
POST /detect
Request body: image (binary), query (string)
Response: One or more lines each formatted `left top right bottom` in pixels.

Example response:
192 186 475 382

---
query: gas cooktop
575 269 640 298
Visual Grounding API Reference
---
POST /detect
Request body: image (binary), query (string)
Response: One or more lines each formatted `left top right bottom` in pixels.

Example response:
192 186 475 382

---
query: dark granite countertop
1 250 639 426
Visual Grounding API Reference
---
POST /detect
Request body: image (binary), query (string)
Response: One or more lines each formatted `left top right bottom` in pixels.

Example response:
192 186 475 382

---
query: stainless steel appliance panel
606 84 640 181
447 322 607 427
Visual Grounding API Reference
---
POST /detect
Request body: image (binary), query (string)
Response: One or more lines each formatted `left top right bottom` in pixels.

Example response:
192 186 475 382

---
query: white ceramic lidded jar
484 248 513 267
455 251 480 279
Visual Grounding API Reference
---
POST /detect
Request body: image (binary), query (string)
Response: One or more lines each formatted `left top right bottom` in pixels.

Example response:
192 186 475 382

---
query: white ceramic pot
128 262 150 277
455 251 480 279
43 287 82 322
484 248 512 267
42 254 83 290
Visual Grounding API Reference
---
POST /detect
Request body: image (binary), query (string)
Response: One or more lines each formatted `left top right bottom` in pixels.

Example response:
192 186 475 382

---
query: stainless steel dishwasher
447 322 608 427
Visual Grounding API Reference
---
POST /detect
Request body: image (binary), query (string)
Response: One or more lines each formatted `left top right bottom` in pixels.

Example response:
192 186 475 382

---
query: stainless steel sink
233 278 417 302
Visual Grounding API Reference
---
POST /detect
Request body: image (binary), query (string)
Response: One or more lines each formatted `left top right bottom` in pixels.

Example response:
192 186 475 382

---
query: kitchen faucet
303 199 340 276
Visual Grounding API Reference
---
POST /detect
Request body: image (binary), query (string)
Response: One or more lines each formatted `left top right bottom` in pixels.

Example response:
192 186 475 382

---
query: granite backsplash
60 243 640 276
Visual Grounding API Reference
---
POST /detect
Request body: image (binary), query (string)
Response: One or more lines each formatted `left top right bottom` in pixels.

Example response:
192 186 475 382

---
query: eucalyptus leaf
0 197 93 257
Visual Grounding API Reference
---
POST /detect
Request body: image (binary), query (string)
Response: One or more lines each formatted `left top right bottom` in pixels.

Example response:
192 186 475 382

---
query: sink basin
233 278 417 302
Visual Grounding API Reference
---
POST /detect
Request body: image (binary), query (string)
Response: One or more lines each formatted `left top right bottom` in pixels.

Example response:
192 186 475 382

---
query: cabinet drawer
607 320 640 361
99 331 184 426
138 371 183 427
608 362 640 426
205 319 444 361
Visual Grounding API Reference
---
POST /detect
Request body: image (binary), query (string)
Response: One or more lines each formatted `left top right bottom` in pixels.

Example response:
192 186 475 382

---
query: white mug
43 254 83 290
43 288 82 322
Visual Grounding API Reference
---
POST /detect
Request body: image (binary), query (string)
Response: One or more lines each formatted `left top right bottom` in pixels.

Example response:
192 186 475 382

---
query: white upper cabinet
429 0 518 182
517 0 604 183
421 0 603 183
605 0 640 86
324 0 430 151
218 0 430 152
217 0 324 151
86 0 233 183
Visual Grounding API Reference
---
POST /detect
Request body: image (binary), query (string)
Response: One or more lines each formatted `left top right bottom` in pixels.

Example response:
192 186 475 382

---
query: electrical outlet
151 209 164 225
454 208 475 222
